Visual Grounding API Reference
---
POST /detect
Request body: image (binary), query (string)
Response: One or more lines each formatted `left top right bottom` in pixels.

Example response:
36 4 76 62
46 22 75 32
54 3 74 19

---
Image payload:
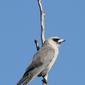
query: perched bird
17 36 65 85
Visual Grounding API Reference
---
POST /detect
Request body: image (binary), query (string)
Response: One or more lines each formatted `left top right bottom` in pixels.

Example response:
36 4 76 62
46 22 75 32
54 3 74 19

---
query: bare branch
35 0 47 85
37 0 45 45
34 39 40 51
37 0 47 85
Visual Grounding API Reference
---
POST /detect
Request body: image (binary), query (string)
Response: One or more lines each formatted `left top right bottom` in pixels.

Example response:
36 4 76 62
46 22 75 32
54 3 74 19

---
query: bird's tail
17 67 43 85
17 71 35 85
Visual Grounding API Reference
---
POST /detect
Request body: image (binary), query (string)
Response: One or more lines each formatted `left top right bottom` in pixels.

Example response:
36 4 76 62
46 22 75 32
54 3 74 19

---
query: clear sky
0 0 85 85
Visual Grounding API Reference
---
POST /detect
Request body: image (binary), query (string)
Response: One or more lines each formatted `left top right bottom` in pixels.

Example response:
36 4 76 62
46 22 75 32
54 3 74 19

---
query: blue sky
0 0 85 85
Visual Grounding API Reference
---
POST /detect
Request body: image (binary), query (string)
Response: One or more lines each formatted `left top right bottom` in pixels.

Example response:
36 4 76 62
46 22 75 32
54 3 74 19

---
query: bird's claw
42 78 47 84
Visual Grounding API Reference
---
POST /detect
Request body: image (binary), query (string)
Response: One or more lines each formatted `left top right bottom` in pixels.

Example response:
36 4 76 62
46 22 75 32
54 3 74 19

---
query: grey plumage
17 36 65 85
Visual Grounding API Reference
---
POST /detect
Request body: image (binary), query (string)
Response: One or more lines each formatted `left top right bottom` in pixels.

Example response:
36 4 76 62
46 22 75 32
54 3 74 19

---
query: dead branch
34 0 48 85
37 0 45 45
34 39 40 51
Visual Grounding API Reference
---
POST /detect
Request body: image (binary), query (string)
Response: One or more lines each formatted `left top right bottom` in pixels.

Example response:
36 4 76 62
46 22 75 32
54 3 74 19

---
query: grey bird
17 36 65 85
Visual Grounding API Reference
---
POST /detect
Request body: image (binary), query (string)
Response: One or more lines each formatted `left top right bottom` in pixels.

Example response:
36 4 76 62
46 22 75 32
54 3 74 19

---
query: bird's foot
42 78 47 84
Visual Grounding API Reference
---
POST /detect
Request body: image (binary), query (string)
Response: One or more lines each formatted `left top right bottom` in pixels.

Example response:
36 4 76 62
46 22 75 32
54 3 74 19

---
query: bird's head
45 36 65 48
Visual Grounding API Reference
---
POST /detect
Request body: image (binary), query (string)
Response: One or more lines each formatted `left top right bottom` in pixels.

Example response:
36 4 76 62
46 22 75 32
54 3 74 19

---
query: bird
17 36 65 85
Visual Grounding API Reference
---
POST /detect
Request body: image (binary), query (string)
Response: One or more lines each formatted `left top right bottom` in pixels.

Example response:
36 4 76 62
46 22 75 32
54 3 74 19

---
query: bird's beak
58 39 65 44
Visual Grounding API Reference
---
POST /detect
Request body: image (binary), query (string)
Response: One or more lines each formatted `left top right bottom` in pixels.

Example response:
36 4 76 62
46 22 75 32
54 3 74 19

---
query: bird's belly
41 50 59 76
47 51 58 71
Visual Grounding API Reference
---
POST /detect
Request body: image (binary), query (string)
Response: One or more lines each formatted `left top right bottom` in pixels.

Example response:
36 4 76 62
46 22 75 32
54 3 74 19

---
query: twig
37 0 45 45
37 0 47 84
34 0 47 85
34 39 40 51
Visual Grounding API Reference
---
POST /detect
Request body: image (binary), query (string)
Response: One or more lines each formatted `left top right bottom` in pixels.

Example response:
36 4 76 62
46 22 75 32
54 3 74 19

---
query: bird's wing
17 45 55 85
32 45 55 66
24 44 55 73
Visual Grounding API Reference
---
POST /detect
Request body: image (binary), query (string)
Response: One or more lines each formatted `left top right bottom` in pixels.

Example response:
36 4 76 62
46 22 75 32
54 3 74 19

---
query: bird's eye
52 38 60 42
